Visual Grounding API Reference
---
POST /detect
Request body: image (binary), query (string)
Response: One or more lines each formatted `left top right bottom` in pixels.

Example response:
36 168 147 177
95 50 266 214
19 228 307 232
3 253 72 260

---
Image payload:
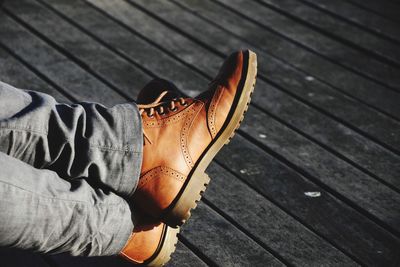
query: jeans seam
117 105 129 196
88 144 141 153
0 128 140 153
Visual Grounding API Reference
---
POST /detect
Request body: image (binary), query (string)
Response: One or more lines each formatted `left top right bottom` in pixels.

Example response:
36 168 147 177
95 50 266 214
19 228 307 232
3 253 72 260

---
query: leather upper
134 51 245 217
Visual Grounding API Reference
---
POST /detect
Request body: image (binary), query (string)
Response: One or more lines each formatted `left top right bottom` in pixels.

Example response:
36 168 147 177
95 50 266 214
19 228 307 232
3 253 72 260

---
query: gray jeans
0 81 143 256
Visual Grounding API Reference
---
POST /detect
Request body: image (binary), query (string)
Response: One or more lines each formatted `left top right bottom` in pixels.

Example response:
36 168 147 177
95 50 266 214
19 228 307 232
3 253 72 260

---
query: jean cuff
116 102 143 198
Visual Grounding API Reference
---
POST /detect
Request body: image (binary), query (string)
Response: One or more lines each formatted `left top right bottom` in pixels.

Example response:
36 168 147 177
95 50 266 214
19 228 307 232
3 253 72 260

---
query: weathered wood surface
299 0 400 44
254 0 400 68
0 0 399 266
346 0 400 24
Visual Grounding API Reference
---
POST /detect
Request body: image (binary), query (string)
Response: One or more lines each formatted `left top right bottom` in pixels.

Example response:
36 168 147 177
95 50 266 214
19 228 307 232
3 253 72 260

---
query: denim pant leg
0 151 134 256
0 81 143 198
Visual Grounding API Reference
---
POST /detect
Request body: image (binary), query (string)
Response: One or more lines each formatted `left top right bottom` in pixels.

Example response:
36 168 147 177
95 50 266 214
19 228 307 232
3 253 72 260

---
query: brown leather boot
120 215 179 266
135 50 257 226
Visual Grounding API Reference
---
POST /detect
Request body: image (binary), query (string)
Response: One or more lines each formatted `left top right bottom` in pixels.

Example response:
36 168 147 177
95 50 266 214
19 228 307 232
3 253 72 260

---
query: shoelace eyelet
169 106 178 112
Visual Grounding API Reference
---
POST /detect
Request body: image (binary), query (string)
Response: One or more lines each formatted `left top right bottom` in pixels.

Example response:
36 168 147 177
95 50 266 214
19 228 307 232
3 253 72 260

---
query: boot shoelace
138 91 188 117
138 91 188 144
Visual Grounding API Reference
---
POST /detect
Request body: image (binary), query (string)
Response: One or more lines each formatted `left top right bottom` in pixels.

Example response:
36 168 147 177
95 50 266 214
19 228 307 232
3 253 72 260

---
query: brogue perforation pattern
138 166 186 189
180 102 203 168
208 86 224 138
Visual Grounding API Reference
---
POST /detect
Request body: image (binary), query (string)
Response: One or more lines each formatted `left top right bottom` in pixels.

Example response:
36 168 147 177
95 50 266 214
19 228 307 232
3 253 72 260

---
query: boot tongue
137 78 182 104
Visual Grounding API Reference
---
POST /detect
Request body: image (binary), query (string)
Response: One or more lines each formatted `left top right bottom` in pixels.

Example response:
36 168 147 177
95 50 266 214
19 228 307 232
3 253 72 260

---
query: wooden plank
215 0 400 91
180 202 284 267
75 0 400 188
0 248 51 267
215 136 400 266
0 47 69 103
254 0 400 67
0 12 125 106
0 6 149 101
241 107 400 232
214 0 400 91
36 0 214 97
7 0 207 97
205 163 357 266
166 242 208 267
347 0 400 23
114 0 400 154
299 0 400 44
4 11 151 98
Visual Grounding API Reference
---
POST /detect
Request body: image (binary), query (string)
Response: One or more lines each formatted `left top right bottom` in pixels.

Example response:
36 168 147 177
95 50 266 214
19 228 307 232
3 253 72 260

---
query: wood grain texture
217 0 400 91
0 46 69 103
346 0 400 24
299 0 400 44
0 11 125 105
180 203 285 267
216 135 400 266
254 0 400 67
241 107 400 232
205 162 357 266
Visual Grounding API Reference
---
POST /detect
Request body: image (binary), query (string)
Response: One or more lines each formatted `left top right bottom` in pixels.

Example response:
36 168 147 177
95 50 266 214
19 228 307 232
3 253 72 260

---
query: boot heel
164 172 210 227
146 226 180 267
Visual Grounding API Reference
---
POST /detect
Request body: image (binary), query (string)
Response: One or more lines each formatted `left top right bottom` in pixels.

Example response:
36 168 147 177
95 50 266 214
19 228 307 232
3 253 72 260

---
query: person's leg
0 81 142 197
0 151 133 256
0 81 179 265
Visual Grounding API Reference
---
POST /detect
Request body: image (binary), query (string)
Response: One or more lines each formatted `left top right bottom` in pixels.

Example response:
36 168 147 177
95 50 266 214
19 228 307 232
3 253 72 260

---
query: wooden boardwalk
0 0 399 266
